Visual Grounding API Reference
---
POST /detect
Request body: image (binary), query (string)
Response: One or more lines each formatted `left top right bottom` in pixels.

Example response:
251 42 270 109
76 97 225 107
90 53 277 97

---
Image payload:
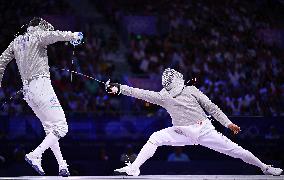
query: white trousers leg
197 127 267 170
24 77 68 138
24 77 68 156
28 100 64 164
132 120 266 170
131 126 196 169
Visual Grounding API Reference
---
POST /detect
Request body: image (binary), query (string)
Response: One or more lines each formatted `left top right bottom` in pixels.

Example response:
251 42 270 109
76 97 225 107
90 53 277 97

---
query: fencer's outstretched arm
191 86 232 127
37 30 81 46
120 85 165 106
0 41 14 87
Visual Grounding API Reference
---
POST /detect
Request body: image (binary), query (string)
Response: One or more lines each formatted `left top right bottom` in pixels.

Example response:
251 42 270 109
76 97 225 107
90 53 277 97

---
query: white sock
50 141 64 164
32 133 59 157
243 150 267 170
131 141 158 169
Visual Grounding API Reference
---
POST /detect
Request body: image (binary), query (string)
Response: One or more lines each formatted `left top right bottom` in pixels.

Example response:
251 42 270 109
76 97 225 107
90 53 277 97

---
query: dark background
0 0 283 176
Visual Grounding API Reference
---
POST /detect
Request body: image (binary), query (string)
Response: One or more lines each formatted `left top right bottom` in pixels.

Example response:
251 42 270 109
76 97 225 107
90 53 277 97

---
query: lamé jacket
120 85 232 127
0 29 77 87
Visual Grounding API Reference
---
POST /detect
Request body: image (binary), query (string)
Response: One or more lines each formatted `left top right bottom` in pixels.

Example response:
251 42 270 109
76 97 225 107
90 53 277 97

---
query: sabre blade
60 68 106 84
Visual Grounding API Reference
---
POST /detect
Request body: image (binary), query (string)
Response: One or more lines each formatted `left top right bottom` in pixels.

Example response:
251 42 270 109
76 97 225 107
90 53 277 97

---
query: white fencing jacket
121 85 232 127
0 28 77 87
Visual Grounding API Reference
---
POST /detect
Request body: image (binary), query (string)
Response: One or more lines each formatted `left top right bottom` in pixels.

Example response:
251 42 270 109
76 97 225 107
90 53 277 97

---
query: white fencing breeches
133 120 266 170
23 77 68 138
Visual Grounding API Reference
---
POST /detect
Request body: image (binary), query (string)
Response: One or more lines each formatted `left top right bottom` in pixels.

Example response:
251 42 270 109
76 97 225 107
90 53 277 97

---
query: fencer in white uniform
0 17 83 176
106 68 283 176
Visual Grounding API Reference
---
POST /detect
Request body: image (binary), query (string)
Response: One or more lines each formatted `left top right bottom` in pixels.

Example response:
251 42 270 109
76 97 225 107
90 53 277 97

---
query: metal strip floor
0 175 283 180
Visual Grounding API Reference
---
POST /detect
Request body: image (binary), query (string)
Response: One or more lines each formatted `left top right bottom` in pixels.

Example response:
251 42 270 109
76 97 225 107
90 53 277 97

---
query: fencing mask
162 68 185 97
27 17 54 32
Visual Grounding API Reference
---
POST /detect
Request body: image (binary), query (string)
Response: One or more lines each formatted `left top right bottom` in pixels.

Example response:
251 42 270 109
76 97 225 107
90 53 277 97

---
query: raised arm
191 86 232 128
0 41 14 87
37 30 81 46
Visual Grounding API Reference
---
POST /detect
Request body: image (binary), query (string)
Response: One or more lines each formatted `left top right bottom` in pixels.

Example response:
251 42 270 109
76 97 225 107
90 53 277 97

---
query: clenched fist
109 86 119 94
228 123 241 135
105 80 121 95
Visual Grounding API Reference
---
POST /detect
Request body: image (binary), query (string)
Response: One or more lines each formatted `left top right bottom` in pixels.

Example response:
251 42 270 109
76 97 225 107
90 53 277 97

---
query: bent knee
60 125 69 138
149 131 164 146
53 124 68 138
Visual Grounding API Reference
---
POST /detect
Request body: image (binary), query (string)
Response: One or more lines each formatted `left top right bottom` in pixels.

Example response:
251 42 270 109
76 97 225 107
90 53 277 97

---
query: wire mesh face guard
28 17 54 31
162 68 184 90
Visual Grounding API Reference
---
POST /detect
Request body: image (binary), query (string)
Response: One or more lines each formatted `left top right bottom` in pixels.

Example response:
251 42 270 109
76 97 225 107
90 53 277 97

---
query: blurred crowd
102 0 284 116
0 0 283 116
47 25 121 115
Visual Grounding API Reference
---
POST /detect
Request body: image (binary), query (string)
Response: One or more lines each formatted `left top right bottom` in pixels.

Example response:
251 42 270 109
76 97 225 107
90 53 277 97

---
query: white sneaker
263 165 283 176
25 152 45 175
114 163 140 176
58 160 70 177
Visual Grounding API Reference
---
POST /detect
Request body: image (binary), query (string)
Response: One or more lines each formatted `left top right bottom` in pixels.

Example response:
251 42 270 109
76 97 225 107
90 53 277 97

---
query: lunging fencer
0 17 83 176
106 68 283 176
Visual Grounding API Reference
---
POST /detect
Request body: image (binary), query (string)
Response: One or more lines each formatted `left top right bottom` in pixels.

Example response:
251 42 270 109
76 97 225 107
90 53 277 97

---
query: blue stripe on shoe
59 169 70 177
25 155 45 175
